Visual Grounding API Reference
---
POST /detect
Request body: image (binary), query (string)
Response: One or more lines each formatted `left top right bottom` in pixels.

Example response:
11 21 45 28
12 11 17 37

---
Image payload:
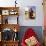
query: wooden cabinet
0 25 19 46
0 7 19 46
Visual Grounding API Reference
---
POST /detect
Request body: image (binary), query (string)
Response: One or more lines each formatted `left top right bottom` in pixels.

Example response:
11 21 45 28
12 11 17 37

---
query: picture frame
25 6 36 19
9 10 18 15
2 10 9 15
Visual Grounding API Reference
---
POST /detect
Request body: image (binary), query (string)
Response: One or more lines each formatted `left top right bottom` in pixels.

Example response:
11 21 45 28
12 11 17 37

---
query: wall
18 0 43 26
0 0 44 26
0 0 15 7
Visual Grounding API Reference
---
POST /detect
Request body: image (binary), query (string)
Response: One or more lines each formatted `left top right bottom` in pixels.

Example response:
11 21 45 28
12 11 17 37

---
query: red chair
21 28 41 46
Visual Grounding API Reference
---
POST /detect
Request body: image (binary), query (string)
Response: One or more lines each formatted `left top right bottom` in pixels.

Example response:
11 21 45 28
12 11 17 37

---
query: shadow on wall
18 26 43 44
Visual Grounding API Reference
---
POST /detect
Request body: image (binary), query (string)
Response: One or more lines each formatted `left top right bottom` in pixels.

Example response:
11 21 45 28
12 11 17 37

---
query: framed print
25 6 36 19
9 10 15 15
2 10 9 15
25 7 29 19
10 11 18 15
10 11 15 15
9 10 18 15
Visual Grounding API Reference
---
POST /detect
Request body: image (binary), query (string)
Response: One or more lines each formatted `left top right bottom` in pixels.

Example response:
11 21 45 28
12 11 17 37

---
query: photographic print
2 10 9 15
25 6 36 19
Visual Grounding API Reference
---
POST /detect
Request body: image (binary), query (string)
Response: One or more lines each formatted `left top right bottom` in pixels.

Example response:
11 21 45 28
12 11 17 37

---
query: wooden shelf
0 24 20 32
0 7 19 24
0 7 19 10
0 7 19 46
0 7 19 16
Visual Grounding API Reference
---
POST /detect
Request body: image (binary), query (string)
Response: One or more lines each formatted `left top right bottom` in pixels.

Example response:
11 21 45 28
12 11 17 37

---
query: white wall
0 0 15 7
0 0 43 26
18 0 44 26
